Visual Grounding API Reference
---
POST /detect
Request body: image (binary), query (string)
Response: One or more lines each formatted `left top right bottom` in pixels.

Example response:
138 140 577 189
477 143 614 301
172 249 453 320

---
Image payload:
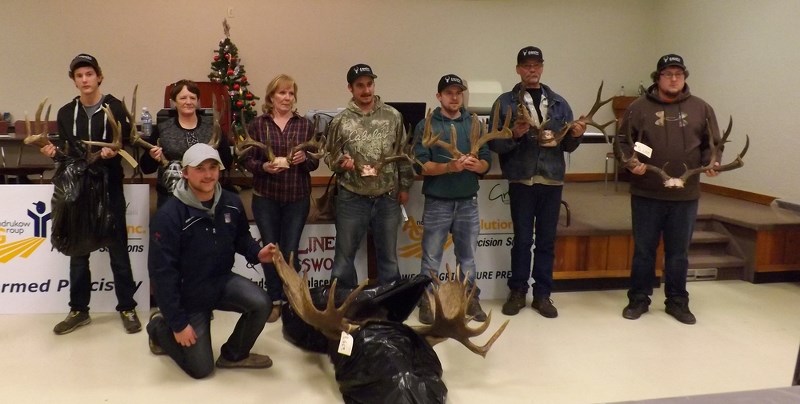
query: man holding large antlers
324 64 415 288
412 74 493 324
41 54 142 335
488 46 587 319
617 54 722 325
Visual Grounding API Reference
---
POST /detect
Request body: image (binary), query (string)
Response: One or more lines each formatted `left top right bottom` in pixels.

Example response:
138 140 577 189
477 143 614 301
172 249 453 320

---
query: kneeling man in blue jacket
147 143 277 379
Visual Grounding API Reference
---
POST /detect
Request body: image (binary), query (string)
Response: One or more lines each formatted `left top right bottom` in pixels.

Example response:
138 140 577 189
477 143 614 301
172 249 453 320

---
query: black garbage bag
282 276 446 403
50 158 114 256
332 321 446 404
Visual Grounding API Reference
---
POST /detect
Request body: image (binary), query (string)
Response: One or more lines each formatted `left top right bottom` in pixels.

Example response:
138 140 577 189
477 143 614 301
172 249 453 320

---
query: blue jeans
628 195 698 300
419 196 479 289
146 274 270 379
331 187 401 288
69 190 137 312
507 183 563 297
251 194 310 302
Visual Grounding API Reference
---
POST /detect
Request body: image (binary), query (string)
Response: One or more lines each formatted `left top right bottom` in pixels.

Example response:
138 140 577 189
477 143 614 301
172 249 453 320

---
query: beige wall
1 0 796 203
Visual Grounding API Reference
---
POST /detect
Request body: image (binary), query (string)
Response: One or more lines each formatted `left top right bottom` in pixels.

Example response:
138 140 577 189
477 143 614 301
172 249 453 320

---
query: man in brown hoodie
617 54 721 325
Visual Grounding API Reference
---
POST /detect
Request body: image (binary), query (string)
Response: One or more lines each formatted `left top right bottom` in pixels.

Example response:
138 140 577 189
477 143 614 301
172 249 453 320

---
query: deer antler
471 103 513 156
367 137 415 176
23 99 65 158
289 116 327 162
233 114 271 158
421 108 462 159
616 116 748 188
516 83 550 143
549 81 616 146
209 96 221 149
271 248 366 340
81 105 123 164
413 264 509 358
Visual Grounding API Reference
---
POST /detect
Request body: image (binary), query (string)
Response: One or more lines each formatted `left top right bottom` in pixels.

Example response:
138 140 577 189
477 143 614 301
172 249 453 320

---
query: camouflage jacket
325 96 414 196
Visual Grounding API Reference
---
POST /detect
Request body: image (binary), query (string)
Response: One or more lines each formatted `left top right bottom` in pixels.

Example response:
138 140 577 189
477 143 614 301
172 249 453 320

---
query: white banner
0 184 150 314
232 224 368 294
398 180 515 299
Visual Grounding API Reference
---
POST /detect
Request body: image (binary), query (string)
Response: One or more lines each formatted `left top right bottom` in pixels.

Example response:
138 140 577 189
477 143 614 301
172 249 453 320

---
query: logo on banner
398 215 453 259
0 200 51 263
488 184 511 205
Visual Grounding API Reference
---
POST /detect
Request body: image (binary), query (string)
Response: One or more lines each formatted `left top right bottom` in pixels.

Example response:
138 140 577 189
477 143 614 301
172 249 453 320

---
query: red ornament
213 55 220 61
226 69 234 76
242 75 248 82
245 92 253 100
233 83 240 91
250 101 256 106
236 100 244 108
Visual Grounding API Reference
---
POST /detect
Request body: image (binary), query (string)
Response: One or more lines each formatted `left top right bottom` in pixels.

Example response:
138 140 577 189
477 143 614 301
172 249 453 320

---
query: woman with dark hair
242 74 320 322
140 79 232 208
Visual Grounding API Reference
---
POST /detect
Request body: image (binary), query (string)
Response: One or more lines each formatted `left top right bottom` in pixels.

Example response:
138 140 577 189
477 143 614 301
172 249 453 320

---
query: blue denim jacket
487 83 580 182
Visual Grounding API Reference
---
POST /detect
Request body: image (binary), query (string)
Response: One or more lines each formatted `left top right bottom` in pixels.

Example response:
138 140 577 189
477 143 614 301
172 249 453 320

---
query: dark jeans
146 274 270 379
330 187 401 289
69 189 137 312
507 183 563 298
628 195 698 300
251 194 310 302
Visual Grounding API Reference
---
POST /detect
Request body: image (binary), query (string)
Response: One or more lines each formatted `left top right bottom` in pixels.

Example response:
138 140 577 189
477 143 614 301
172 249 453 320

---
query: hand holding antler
25 99 65 159
82 105 123 164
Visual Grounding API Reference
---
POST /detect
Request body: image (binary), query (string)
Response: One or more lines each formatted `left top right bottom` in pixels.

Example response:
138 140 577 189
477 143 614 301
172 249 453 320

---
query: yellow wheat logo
398 215 453 259
0 237 46 263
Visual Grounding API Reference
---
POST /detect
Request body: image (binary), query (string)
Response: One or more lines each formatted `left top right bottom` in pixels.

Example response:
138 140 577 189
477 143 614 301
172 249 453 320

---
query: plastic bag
50 158 114 256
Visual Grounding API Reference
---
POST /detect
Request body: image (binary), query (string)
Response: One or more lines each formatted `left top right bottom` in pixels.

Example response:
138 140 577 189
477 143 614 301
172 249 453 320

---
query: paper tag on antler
634 142 653 158
338 332 354 356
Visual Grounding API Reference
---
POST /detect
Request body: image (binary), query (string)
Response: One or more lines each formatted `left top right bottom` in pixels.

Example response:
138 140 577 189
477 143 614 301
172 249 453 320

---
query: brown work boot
53 310 91 335
266 301 282 323
216 353 273 369
467 298 487 322
502 290 527 316
120 310 142 333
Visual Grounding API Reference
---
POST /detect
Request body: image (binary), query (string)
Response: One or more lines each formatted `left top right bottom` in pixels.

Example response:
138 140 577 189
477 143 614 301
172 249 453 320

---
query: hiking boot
147 311 166 355
418 295 434 325
120 310 142 333
216 353 273 369
501 290 527 316
267 301 282 323
622 298 650 320
53 310 91 335
467 298 487 322
531 296 558 318
665 297 696 325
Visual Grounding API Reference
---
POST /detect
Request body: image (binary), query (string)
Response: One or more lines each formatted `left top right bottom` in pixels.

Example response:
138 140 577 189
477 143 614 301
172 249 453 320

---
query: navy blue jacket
487 83 580 182
149 189 262 332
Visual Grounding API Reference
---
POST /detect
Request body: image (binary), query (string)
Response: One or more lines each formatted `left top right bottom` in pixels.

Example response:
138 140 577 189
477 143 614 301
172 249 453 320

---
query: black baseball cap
656 54 686 72
437 74 467 93
346 63 377 84
69 53 101 74
517 46 544 64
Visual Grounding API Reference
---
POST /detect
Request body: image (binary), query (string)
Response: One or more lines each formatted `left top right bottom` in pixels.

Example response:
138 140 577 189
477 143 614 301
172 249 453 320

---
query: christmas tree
208 19 259 126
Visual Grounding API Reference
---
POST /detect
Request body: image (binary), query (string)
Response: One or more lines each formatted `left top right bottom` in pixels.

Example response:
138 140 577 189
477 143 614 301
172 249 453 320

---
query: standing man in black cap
618 54 721 325
412 74 490 324
38 53 142 335
488 46 586 319
324 64 415 288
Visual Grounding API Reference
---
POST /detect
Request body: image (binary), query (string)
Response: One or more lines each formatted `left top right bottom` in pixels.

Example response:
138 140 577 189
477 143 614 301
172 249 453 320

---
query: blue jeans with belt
507 182 563 298
330 187 401 289
146 274 270 379
628 195 698 300
251 194 310 302
419 196 480 288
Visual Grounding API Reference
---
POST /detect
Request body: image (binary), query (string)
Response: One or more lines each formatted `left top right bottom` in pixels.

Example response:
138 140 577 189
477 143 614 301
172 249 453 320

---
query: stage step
687 224 745 281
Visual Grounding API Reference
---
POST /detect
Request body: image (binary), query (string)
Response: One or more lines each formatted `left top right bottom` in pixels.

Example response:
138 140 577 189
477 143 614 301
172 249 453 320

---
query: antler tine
83 105 123 150
209 96 221 149
576 81 616 135
472 106 513 156
23 98 61 152
680 117 747 180
271 247 366 340
233 113 270 157
615 114 672 183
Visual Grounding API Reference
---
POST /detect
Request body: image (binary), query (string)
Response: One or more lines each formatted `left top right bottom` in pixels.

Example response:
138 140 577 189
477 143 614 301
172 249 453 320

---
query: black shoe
531 296 558 318
501 290 527 316
665 297 696 325
120 310 142 333
216 353 273 369
418 295 434 325
622 298 650 320
53 310 91 335
467 298 487 322
147 311 166 355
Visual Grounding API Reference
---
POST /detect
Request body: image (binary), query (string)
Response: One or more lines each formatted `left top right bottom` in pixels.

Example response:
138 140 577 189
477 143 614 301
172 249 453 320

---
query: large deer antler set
517 81 616 146
421 102 513 161
233 114 326 167
615 116 749 188
270 248 508 357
